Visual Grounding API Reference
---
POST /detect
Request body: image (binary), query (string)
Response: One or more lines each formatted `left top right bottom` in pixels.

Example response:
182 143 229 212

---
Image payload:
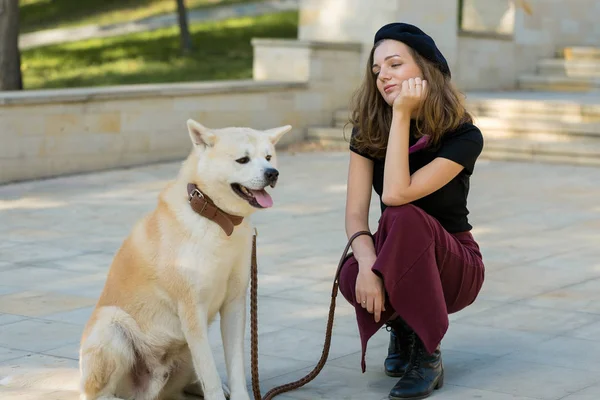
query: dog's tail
0 367 79 391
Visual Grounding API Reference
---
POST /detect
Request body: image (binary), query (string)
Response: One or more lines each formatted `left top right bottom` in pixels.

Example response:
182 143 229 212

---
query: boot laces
385 321 409 351
405 333 426 379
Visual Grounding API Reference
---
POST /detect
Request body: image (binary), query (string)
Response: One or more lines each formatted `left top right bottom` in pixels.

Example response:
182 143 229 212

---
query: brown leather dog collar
187 183 244 236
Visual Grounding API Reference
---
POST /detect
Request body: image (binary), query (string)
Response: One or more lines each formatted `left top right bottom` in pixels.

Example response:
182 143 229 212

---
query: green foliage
19 0 263 33
21 11 298 89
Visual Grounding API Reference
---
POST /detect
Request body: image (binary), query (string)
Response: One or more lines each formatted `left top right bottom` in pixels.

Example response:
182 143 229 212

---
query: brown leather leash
249 229 372 400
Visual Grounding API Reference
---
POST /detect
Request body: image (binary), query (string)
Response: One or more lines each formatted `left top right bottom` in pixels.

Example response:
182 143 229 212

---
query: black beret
374 22 451 78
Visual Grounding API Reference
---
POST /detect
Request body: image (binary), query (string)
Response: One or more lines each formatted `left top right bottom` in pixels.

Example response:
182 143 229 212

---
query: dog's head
185 119 291 216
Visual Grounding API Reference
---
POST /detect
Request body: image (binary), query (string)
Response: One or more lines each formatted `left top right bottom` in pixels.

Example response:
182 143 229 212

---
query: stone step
315 117 600 141
307 126 348 141
518 74 600 92
472 116 600 166
336 92 600 124
466 91 600 122
324 90 600 166
301 126 349 152
562 47 600 61
334 109 352 128
307 118 600 166
538 59 600 78
474 116 600 138
481 135 600 167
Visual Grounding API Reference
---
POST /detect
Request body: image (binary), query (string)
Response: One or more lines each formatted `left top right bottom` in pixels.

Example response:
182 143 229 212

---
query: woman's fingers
357 292 367 308
366 296 375 314
364 294 386 321
356 274 388 323
401 79 410 93
401 78 425 97
373 296 382 323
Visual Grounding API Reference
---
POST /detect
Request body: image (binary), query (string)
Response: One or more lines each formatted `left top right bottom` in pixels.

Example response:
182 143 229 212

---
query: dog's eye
236 157 250 164
265 155 272 161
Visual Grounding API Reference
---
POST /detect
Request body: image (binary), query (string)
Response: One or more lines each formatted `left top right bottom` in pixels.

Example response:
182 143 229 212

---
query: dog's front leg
220 294 250 400
179 303 226 400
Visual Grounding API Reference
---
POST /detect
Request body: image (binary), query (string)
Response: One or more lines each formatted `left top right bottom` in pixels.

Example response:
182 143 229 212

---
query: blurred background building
1 0 599 184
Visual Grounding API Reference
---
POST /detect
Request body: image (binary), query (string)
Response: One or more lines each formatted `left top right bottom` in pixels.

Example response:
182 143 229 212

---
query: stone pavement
19 0 299 50
1 151 600 400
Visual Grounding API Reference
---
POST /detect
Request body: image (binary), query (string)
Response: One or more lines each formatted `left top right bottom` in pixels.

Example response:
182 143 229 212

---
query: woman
338 22 485 400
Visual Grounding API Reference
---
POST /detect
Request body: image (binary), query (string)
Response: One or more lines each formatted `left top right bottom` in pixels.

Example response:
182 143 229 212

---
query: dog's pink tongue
251 189 273 208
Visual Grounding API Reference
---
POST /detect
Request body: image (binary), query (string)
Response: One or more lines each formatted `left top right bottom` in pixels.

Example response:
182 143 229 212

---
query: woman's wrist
391 109 411 125
356 254 377 270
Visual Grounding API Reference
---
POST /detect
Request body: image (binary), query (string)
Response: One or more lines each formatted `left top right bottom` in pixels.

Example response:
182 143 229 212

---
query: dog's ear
187 119 217 148
264 125 292 145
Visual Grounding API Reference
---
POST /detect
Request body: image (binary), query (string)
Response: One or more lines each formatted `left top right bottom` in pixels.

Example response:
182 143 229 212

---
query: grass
19 0 268 34
20 11 298 90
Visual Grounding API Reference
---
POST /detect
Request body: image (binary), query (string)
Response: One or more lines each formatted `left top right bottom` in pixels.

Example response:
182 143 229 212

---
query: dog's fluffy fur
1 120 291 400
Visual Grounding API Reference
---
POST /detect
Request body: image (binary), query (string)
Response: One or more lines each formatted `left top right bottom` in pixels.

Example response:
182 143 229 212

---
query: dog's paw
221 383 231 399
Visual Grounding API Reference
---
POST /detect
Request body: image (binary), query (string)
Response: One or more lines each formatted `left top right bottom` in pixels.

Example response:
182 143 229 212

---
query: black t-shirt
349 121 484 233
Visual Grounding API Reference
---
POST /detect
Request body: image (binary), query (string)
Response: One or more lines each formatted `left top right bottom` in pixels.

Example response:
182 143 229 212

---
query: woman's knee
446 265 485 314
382 204 420 218
338 255 359 303
381 204 429 227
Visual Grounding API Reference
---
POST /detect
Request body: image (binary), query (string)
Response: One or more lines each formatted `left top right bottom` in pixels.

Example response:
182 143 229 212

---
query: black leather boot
384 318 412 377
389 333 444 400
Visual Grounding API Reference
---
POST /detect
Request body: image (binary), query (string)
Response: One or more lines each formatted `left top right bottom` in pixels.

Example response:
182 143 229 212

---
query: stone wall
296 0 600 91
1 37 364 185
0 81 314 184
297 0 459 71
298 0 397 44
252 39 363 111
513 0 600 74
456 0 600 89
455 36 517 90
4 1 597 185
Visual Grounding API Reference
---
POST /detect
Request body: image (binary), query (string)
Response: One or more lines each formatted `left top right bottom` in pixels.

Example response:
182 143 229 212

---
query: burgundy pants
338 204 485 372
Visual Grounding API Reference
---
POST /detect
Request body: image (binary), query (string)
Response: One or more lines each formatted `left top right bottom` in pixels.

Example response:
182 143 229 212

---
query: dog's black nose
265 168 279 185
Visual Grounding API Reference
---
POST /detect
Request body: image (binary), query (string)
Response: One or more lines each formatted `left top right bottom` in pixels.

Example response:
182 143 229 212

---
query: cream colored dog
79 120 290 400
1 120 290 400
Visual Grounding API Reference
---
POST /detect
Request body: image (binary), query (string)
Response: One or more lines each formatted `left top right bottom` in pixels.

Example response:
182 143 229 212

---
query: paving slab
0 152 599 399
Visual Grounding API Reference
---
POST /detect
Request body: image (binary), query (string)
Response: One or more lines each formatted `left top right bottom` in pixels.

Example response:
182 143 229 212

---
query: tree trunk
176 0 193 54
0 0 23 90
